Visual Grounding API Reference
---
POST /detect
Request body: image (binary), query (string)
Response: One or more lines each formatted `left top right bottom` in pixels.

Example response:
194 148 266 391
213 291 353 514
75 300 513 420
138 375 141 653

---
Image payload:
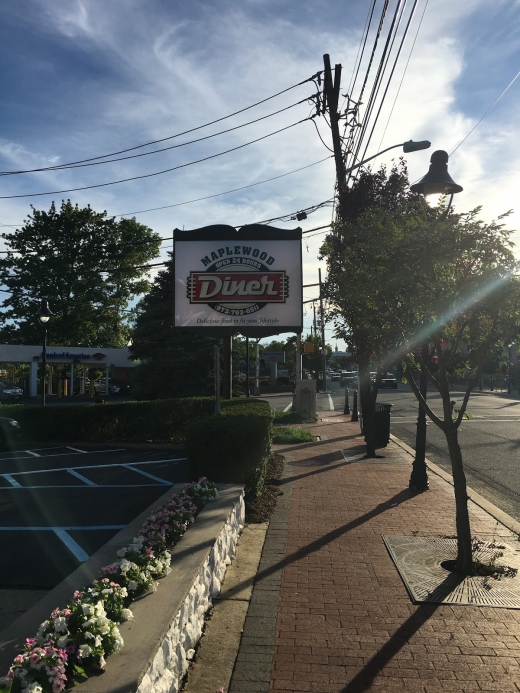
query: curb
390 433 520 537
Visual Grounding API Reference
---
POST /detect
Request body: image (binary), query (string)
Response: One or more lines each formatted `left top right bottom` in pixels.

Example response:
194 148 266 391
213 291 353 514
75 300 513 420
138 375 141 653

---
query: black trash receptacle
374 402 392 448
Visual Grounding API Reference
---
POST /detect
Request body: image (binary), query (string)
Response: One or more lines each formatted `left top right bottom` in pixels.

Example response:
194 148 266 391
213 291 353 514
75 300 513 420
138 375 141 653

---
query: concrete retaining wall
0 484 245 693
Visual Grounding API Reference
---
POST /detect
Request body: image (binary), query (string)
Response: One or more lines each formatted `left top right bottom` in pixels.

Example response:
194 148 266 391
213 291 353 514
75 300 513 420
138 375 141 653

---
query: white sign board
174 225 303 337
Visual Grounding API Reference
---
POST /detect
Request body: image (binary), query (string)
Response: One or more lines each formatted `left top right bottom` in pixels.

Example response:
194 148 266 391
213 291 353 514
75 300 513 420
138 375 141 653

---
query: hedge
0 397 268 446
185 400 273 500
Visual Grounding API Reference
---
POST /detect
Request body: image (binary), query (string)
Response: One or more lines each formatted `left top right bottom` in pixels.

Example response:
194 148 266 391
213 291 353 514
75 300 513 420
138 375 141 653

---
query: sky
0 0 519 350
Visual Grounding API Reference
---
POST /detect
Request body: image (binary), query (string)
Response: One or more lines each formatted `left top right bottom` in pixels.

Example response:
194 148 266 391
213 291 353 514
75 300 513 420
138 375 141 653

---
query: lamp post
508 342 515 394
37 299 54 407
408 150 462 492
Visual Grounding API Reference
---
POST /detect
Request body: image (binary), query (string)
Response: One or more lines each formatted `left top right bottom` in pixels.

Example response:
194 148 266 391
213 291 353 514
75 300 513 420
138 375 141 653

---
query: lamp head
410 150 463 198
37 299 54 325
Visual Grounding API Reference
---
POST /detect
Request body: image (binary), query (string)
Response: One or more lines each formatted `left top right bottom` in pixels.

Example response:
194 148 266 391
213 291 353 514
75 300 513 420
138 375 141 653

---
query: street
263 382 520 524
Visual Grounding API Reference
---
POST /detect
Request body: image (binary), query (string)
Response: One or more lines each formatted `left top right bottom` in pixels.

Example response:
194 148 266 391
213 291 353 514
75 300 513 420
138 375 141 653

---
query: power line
0 74 320 175
450 68 520 156
0 157 333 232
0 96 317 176
0 118 312 199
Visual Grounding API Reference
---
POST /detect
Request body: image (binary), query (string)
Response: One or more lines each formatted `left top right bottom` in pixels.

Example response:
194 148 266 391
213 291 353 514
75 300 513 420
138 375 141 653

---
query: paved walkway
229 412 520 693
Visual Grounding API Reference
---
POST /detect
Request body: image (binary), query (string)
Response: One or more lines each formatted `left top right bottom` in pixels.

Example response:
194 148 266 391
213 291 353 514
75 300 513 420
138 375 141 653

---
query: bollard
351 390 359 422
343 388 350 415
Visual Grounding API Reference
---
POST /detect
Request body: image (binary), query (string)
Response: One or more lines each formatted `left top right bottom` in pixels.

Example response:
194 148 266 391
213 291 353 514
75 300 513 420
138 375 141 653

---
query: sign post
214 345 221 415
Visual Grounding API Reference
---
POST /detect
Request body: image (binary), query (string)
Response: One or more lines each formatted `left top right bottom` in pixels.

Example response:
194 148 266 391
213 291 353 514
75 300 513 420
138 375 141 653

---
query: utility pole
222 335 232 399
323 54 345 195
319 268 326 393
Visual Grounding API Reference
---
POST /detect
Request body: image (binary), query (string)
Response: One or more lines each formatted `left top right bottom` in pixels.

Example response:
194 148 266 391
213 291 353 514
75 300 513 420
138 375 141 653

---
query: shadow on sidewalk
340 575 466 692
275 447 367 485
228 488 413 597
274 433 362 456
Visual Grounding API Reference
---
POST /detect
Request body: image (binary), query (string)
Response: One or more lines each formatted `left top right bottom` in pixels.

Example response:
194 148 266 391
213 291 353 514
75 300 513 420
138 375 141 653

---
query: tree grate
383 535 520 608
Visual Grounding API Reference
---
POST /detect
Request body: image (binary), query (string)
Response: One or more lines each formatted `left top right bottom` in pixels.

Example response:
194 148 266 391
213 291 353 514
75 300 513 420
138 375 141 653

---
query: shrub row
0 397 267 446
185 399 273 501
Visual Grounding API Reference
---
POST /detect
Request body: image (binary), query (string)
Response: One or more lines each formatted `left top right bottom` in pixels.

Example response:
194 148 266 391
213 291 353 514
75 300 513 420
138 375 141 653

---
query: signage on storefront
174 225 303 337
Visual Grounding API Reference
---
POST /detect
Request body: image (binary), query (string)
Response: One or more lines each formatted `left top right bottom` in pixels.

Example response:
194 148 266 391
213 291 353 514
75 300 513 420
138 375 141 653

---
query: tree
321 161 416 456
321 161 520 575
0 200 161 347
130 254 220 398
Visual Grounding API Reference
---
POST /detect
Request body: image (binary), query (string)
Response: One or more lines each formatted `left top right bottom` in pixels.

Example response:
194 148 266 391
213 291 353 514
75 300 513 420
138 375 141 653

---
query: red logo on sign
92 352 106 360
188 272 288 304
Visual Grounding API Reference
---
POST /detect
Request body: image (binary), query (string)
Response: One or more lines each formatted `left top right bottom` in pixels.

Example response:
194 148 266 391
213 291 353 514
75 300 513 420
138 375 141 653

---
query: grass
273 411 317 424
272 426 316 444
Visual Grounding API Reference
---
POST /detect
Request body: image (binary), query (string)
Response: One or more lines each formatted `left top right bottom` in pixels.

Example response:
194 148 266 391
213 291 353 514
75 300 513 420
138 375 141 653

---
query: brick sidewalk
230 412 520 693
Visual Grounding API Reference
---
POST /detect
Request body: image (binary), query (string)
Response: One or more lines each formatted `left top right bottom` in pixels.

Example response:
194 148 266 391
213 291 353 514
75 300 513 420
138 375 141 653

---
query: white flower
84 632 94 640
121 608 134 621
94 635 102 647
116 547 127 557
128 581 138 591
120 587 128 597
98 624 110 635
82 604 93 616
94 602 106 617
113 633 124 652
23 683 43 693
101 588 113 595
99 655 106 669
53 616 68 634
119 559 131 574
57 636 68 648
78 644 92 658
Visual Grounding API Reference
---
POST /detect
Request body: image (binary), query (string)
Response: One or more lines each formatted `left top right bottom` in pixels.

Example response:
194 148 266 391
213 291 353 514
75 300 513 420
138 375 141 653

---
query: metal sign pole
214 345 221 415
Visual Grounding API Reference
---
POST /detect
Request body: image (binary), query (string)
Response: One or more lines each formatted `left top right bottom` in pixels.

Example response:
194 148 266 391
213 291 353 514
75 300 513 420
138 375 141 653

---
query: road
263 382 520 524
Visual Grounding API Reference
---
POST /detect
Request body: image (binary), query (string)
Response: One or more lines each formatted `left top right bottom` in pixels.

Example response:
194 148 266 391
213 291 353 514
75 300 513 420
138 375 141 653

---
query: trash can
374 402 392 448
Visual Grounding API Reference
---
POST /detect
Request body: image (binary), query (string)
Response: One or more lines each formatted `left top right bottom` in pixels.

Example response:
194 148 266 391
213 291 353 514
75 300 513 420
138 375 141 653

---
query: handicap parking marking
3 475 21 488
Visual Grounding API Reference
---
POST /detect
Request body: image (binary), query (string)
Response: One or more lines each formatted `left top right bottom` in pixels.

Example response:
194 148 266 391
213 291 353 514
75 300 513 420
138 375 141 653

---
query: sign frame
174 224 303 338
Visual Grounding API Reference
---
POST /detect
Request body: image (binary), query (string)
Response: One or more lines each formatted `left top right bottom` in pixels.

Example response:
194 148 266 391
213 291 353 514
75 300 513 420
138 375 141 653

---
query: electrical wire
0 157 333 232
359 0 419 165
0 74 319 175
373 0 428 161
450 68 520 156
0 118 312 199
0 96 318 176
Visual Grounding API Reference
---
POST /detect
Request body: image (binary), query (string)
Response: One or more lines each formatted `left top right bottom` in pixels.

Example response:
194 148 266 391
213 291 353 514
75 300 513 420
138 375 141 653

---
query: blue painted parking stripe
53 529 90 562
123 464 171 484
67 469 97 486
3 475 22 488
0 526 126 531
0 483 171 489
5 457 184 477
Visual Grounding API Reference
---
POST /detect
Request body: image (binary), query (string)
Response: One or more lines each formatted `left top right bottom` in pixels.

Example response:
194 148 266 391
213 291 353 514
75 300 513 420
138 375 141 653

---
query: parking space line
67 469 98 486
0 448 127 462
328 394 334 410
0 526 126 530
0 483 172 490
53 529 90 562
67 446 87 454
3 475 22 488
5 457 183 478
24 450 40 457
283 402 293 412
123 464 171 485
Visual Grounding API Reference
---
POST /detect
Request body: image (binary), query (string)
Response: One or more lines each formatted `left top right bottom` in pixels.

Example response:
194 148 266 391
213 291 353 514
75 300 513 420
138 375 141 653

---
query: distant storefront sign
174 224 303 337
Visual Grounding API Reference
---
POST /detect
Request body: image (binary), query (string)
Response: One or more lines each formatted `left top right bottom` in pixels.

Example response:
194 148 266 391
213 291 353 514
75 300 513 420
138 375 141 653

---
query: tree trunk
359 360 376 458
445 425 473 574
409 344 429 491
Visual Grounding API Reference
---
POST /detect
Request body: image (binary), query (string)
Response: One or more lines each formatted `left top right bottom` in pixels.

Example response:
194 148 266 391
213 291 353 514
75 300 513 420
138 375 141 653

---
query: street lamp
409 150 463 493
508 342 515 394
37 299 54 407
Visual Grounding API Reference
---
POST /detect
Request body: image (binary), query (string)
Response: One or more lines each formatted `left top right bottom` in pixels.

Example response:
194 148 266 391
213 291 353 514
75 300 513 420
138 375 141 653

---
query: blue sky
1 0 519 348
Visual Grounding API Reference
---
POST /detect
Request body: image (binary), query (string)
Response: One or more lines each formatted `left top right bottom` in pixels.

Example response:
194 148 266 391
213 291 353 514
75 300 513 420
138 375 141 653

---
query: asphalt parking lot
0 445 189 589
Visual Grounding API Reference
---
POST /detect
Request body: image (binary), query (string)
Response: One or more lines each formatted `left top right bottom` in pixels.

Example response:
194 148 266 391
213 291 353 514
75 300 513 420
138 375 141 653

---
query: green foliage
273 411 317 424
185 401 272 500
0 201 161 347
272 426 316 444
0 397 261 445
130 253 221 399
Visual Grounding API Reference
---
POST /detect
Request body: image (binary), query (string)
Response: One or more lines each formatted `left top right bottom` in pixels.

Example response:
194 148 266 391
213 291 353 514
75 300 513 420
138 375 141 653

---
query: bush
276 376 291 386
185 401 272 501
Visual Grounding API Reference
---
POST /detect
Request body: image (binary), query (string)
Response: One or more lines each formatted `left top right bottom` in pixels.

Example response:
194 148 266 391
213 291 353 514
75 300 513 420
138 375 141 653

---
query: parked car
341 371 358 386
381 373 398 389
0 382 23 401
0 416 21 445
331 373 341 382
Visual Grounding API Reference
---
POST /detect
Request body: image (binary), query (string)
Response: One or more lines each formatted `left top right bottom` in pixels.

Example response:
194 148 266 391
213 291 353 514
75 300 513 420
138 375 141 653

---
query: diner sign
174 224 303 337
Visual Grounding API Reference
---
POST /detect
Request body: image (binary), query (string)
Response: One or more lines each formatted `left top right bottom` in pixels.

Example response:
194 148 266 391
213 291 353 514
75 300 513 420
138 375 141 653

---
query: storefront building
0 345 135 397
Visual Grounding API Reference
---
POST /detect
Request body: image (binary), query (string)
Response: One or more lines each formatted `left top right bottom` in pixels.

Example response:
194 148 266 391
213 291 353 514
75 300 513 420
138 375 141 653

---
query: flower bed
0 479 219 693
